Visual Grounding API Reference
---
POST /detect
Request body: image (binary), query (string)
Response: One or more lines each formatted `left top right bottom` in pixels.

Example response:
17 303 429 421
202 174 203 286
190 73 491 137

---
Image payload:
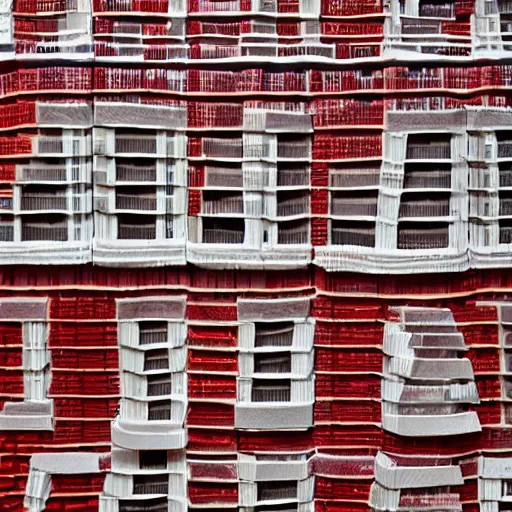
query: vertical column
101 296 188 512
0 297 52 431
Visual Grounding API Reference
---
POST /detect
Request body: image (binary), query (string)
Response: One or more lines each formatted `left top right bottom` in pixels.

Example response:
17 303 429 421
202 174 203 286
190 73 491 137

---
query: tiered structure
4 1 512 512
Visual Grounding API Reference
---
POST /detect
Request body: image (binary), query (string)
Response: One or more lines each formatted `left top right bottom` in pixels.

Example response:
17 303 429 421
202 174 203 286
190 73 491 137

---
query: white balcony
111 417 187 451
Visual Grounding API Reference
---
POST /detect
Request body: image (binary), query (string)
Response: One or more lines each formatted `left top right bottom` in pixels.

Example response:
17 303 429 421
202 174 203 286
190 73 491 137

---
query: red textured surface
0 267 508 508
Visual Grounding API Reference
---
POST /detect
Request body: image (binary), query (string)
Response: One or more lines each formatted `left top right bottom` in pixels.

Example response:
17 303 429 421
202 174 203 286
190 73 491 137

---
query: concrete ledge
382 411 481 437
478 456 512 479
375 452 463 489
235 403 313 429
0 297 47 321
31 453 101 474
112 419 187 450
237 297 311 322
117 296 187 321
239 459 308 482
386 110 467 133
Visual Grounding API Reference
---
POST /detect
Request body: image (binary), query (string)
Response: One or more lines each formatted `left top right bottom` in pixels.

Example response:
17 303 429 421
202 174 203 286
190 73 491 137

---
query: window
148 400 171 421
117 214 156 240
257 481 297 502
202 218 245 244
397 222 449 250
254 353 291 373
147 374 172 397
139 451 167 470
119 497 168 512
251 379 291 402
133 474 169 495
139 322 168 345
406 134 451 160
255 323 294 348
144 349 169 371
331 220 375 247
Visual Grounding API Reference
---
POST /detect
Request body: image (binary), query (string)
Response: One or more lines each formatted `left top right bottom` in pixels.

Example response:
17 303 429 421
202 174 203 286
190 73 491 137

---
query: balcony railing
0 225 13 242
133 475 169 496
38 137 64 154
117 164 157 183
257 481 298 502
501 169 512 188
406 143 451 160
399 493 461 508
251 380 291 402
202 228 244 244
116 194 157 211
118 223 156 240
501 198 512 215
278 222 309 244
399 199 450 218
499 141 512 159
18 165 67 182
330 168 380 188
203 139 243 159
500 225 512 244
144 350 169 371
404 170 451 189
254 353 292 373
277 140 310 160
331 225 375 247
398 226 449 249
119 497 168 512
418 2 455 18
147 375 172 397
499 1 512 15
21 194 67 211
203 195 244 215
401 18 442 35
21 222 67 242
277 196 309 217
148 401 171 421
331 196 377 217
139 322 168 345
255 323 294 348
205 167 243 188
277 166 309 187
115 136 157 155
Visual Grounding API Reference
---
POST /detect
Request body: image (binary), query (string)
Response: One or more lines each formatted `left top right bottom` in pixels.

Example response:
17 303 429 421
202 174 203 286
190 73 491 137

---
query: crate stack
381 306 481 437
370 452 465 512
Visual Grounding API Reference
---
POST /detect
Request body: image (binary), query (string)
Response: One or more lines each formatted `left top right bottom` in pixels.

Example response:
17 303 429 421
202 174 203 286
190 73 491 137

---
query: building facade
2 1 512 512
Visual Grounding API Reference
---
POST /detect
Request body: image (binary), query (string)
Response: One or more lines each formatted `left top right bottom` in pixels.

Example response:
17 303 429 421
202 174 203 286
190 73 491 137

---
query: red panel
188 374 236 399
315 478 372 500
316 374 381 399
315 348 382 372
188 482 238 504
188 350 238 372
188 324 238 348
314 401 381 423
187 429 237 452
315 322 383 347
187 402 235 427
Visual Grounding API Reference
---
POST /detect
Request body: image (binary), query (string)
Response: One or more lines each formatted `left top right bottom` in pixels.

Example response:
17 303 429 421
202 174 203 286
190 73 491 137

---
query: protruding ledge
117 296 187 321
237 297 311 322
